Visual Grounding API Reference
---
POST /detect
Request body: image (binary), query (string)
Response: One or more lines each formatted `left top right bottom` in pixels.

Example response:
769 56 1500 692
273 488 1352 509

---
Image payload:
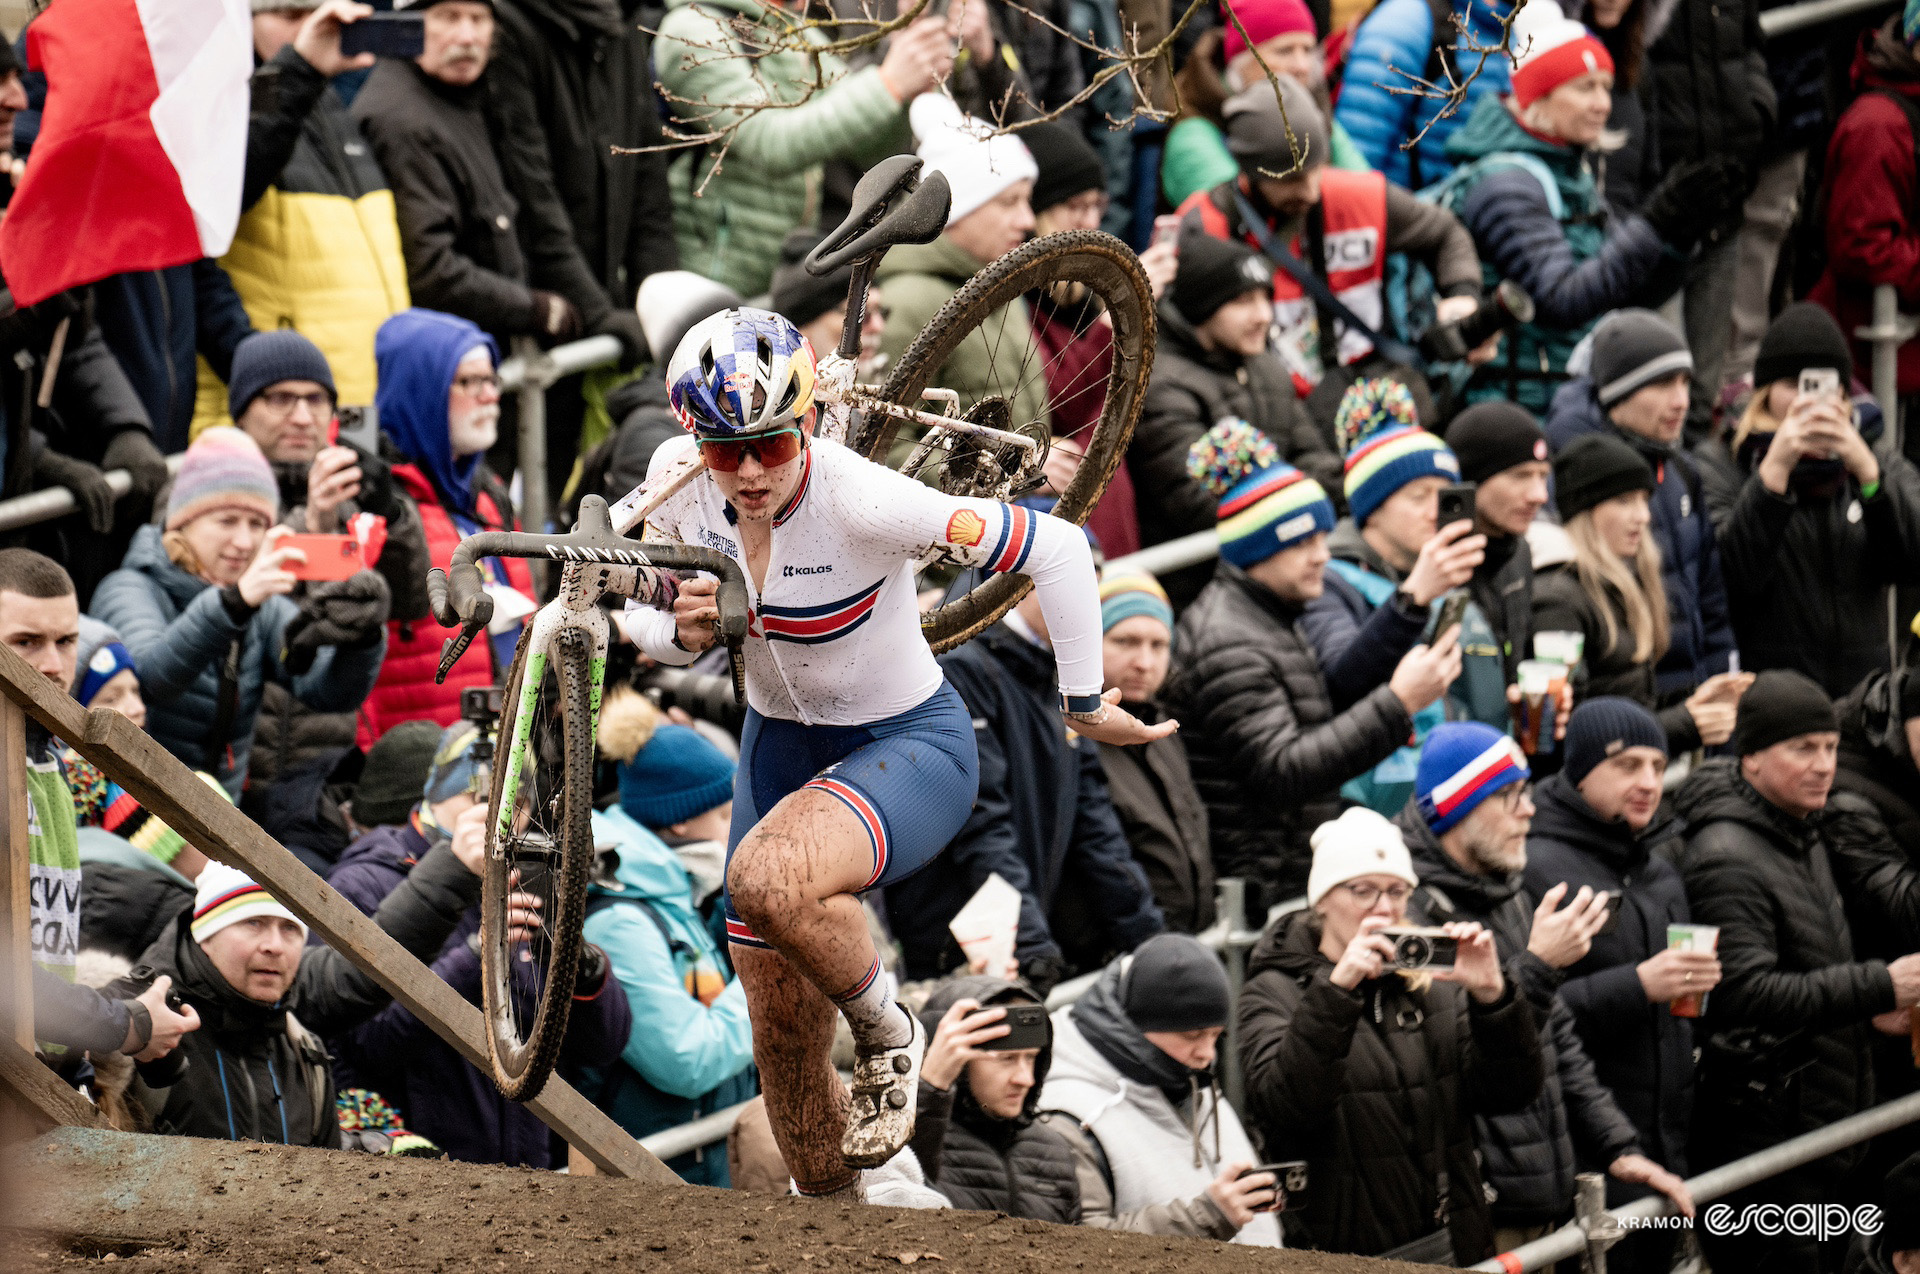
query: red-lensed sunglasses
697 427 806 473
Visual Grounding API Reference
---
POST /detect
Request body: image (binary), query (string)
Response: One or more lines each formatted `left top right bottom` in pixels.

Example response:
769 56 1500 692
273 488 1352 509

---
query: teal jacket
578 807 755 1185
656 0 911 295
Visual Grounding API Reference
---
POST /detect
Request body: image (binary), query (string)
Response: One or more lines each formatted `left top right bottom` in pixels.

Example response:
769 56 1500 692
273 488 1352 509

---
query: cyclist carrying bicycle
622 307 1175 1199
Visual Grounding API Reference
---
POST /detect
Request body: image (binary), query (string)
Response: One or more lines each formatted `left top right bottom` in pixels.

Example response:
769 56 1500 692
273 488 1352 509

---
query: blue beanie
422 721 483 807
228 329 336 421
1416 722 1529 834
619 725 737 830
1563 696 1666 786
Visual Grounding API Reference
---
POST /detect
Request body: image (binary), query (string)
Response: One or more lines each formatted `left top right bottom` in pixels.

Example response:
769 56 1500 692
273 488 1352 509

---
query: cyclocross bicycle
428 153 1157 1101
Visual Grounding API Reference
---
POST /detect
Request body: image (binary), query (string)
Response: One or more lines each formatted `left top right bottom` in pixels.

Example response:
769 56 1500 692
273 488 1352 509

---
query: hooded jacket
1444 94 1681 417
1810 21 1920 399
577 806 755 1186
910 975 1080 1223
1036 961 1281 1245
1397 802 1643 1227
1162 561 1413 914
1237 908 1543 1260
889 623 1165 981
1674 759 1895 1175
89 524 385 800
328 816 632 1168
1545 381 1736 705
1523 772 1697 1175
92 262 254 454
1098 700 1218 934
113 840 480 1147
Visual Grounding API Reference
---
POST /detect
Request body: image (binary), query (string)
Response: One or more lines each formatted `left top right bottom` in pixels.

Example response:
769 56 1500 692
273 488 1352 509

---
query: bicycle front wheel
861 229 1155 653
481 623 597 1102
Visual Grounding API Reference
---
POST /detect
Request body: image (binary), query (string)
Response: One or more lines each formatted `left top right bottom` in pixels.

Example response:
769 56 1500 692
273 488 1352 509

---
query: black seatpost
836 255 877 361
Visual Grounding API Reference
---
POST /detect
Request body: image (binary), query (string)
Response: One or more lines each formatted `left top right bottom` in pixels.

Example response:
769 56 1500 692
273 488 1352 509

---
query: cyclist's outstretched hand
1066 687 1179 746
673 575 721 653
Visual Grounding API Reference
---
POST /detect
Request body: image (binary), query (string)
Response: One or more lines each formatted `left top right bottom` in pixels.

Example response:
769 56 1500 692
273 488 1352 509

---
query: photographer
909 977 1079 1221
1237 807 1543 1263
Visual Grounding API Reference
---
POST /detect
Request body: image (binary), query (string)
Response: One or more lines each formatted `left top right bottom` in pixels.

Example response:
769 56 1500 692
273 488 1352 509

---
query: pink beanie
1508 0 1614 109
1221 0 1318 63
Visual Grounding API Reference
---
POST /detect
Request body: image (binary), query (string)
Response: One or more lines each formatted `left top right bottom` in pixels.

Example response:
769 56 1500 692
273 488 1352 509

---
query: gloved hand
32 448 116 533
1643 158 1744 252
1019 952 1068 999
527 289 583 345
593 309 650 365
282 569 392 674
100 429 170 508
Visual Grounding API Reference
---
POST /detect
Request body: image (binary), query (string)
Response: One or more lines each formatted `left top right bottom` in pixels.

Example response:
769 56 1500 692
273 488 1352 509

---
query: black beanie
1880 1151 1920 1256
1553 432 1655 521
1122 934 1231 1033
1023 121 1106 216
1563 696 1666 785
1444 401 1547 483
1590 309 1693 408
1171 229 1272 327
1752 302 1853 391
1736 669 1839 756
768 230 853 331
228 329 336 421
351 720 444 827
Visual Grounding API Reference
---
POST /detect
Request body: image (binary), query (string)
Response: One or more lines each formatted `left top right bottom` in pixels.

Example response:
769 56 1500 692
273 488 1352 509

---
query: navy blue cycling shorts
722 681 978 949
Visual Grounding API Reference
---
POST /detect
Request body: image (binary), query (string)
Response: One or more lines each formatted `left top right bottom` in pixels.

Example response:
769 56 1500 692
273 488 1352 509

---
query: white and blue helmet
666 307 817 437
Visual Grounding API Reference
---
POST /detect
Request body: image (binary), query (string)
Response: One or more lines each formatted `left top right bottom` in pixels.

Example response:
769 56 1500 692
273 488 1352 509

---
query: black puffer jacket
1470 532 1536 685
910 976 1081 1223
1132 303 1339 606
1674 759 1896 1174
1523 773 1697 1175
1530 564 1698 753
1827 670 1920 963
1237 909 1544 1260
1645 0 1776 164
1099 702 1216 934
1398 804 1642 1227
1162 563 1412 914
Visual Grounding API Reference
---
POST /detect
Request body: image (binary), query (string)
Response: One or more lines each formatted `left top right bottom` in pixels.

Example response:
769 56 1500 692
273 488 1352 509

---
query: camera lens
1395 934 1432 968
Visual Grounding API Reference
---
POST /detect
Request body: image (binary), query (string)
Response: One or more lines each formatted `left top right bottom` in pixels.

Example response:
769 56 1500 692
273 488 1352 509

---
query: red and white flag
0 0 251 306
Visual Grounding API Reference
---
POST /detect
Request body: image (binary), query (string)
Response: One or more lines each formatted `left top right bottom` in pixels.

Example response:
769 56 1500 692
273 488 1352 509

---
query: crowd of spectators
13 0 1920 1268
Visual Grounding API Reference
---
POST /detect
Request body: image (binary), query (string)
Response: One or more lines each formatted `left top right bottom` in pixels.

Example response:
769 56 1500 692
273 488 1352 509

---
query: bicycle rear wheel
860 229 1154 653
481 623 597 1102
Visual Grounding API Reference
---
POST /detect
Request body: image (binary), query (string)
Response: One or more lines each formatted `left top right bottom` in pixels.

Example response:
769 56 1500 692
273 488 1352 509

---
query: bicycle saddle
805 154 952 277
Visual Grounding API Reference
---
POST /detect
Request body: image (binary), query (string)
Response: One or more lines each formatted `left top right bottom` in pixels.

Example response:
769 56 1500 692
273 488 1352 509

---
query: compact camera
1382 926 1459 970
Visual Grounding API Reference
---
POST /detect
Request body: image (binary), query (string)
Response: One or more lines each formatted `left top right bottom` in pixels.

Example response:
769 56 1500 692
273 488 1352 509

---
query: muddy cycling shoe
841 1011 924 1169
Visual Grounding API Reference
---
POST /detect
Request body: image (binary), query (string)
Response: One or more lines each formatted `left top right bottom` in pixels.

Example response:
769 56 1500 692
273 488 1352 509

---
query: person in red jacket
358 309 534 746
1810 11 1920 409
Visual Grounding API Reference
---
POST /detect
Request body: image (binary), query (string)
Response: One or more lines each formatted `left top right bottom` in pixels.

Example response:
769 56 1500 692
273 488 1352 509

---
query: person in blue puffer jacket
89 427 386 799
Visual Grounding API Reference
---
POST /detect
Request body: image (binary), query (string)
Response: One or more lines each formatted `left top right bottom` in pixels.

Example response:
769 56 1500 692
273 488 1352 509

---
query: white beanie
1306 807 1418 907
191 862 306 944
911 94 1038 225
1507 0 1613 110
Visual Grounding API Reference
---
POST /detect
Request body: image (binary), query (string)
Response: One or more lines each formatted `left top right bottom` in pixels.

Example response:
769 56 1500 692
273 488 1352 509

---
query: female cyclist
620 308 1174 1199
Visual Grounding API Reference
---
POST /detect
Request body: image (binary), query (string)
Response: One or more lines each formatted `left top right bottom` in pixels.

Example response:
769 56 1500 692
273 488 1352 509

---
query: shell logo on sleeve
946 509 987 547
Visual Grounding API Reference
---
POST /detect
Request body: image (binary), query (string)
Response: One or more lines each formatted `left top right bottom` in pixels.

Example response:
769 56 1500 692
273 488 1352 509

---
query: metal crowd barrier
1760 0 1897 36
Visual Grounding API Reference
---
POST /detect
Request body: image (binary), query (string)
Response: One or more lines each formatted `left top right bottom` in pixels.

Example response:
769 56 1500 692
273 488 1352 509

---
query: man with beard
1399 720 1691 1256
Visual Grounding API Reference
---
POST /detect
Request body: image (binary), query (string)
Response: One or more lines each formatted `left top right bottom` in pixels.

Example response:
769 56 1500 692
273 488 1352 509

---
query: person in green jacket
656 0 955 296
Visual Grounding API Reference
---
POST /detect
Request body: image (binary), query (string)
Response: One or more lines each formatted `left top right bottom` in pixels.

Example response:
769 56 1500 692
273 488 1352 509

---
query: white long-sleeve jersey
623 435 1104 727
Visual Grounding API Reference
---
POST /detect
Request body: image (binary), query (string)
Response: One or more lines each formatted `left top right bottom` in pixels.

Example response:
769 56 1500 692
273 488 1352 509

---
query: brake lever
436 621 485 685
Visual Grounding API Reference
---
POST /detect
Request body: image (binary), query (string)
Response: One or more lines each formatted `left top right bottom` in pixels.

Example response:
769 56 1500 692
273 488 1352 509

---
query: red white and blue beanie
1508 0 1614 110
1415 723 1530 835
191 862 305 944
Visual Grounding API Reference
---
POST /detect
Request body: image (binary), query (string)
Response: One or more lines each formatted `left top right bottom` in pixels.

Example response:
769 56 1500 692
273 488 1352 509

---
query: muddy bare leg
731 945 854 1194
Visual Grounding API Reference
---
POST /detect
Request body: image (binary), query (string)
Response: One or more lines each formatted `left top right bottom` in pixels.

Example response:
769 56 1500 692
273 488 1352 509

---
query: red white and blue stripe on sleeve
942 502 1038 575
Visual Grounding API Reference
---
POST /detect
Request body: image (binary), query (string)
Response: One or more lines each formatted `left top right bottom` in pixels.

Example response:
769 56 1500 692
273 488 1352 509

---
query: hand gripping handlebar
425 494 750 685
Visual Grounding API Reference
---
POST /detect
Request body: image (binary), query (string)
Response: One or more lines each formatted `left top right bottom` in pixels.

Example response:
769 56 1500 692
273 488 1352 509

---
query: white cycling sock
831 956 912 1049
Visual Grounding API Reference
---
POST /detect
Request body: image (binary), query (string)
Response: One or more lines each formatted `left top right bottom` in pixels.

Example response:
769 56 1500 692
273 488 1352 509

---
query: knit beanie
768 231 852 331
1307 807 1418 906
1337 379 1460 526
1222 0 1318 61
1187 419 1336 567
1562 696 1666 785
165 426 280 532
1122 934 1232 1032
912 94 1038 225
1736 669 1839 756
1444 401 1548 483
1415 722 1530 835
422 722 484 808
1223 76 1331 175
352 720 445 828
598 689 737 829
1171 228 1272 326
73 616 134 707
1099 572 1174 635
1023 120 1107 216
1590 309 1693 408
191 862 305 944
1553 432 1655 521
1752 302 1854 390
228 329 336 421
1507 0 1614 110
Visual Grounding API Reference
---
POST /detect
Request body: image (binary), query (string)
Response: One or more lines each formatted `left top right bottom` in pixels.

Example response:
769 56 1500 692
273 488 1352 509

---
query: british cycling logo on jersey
946 509 987 547
696 526 738 556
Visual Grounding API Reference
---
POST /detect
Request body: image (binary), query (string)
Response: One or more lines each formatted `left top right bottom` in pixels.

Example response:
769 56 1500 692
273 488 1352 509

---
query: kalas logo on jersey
946 509 987 547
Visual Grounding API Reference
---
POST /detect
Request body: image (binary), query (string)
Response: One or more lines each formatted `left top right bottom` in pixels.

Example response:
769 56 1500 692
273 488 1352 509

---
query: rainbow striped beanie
1099 572 1174 634
191 862 305 944
1337 379 1458 527
1415 723 1529 835
166 426 279 533
1187 418 1335 568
